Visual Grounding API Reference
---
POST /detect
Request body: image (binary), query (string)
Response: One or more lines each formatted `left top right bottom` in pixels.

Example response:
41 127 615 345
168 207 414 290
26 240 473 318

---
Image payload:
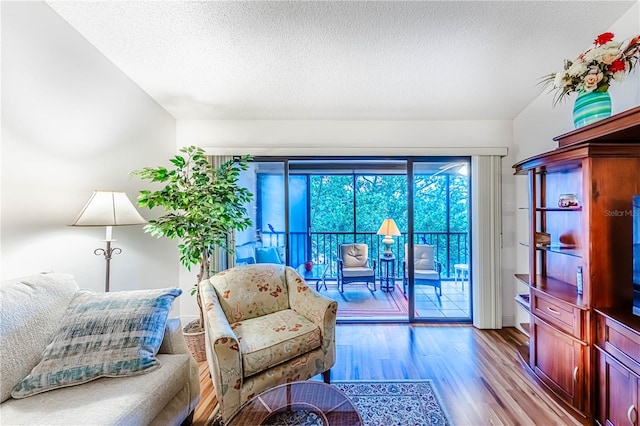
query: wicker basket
183 319 207 362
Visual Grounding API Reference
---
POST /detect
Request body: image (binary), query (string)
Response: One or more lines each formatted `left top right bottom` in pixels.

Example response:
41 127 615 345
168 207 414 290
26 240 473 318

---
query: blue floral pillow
11 287 182 398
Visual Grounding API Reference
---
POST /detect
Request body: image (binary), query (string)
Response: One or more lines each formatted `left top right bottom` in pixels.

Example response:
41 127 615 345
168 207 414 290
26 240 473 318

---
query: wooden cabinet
532 289 586 339
513 106 640 419
531 315 587 410
596 309 640 426
598 350 638 426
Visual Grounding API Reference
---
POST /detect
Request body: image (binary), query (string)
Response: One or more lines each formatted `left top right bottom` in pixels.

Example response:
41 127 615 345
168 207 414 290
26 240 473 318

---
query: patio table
296 263 329 291
379 254 396 292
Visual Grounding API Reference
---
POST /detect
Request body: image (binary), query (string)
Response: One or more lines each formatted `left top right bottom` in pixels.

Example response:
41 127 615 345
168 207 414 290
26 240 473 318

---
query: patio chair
403 244 442 300
337 243 377 292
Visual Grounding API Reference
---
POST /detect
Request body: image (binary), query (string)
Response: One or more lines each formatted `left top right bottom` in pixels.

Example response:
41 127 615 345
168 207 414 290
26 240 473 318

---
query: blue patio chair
337 243 377 292
403 244 442 300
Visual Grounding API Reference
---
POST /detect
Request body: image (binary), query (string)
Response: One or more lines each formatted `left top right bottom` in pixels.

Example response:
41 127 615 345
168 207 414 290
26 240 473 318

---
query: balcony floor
320 278 470 321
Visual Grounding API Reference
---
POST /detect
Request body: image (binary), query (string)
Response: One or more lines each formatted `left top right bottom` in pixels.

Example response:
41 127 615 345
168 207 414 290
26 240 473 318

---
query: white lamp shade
71 190 147 227
377 218 401 236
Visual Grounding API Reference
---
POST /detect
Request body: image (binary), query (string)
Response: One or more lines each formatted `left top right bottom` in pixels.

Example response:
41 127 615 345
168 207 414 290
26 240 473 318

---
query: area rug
333 380 452 426
322 282 409 318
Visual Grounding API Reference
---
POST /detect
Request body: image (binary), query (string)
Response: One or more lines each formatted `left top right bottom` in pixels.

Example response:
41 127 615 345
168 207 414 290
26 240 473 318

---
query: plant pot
183 319 207 362
573 90 611 128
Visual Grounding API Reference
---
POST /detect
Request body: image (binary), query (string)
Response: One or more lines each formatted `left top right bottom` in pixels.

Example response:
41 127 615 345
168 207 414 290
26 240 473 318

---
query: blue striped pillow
11 287 182 398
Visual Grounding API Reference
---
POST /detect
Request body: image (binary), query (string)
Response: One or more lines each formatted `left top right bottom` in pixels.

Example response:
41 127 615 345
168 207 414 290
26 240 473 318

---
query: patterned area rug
333 380 452 426
322 282 408 318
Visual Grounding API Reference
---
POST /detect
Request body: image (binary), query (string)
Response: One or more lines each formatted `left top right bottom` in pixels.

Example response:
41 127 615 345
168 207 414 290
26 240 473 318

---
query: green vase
572 90 611 129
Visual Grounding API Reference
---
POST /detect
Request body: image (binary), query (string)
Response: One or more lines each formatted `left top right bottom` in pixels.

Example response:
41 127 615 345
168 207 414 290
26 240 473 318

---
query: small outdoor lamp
377 218 401 257
71 190 147 292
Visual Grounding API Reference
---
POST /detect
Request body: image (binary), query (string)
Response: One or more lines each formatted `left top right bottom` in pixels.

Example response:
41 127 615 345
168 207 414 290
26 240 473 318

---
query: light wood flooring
193 324 585 426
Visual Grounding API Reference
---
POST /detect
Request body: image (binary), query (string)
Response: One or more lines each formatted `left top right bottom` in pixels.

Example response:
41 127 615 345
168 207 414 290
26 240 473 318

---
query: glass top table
226 381 362 426
296 263 329 291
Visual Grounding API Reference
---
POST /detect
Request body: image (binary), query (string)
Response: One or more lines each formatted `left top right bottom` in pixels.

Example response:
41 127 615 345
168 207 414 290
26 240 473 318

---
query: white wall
509 2 640 328
1 3 181 311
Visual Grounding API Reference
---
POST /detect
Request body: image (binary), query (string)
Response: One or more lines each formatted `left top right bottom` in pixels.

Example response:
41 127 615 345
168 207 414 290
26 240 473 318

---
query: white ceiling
47 1 637 121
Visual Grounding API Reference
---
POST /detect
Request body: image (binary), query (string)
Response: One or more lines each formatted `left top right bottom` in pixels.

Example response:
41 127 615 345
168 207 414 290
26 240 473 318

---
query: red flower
595 32 615 46
610 60 625 73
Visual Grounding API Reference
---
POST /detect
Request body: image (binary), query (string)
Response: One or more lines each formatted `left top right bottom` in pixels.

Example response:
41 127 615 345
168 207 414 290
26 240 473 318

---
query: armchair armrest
434 260 443 273
199 279 243 418
286 267 338 359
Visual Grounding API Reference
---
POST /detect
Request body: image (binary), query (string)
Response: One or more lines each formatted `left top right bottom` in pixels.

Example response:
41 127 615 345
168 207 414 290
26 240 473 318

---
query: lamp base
382 237 394 257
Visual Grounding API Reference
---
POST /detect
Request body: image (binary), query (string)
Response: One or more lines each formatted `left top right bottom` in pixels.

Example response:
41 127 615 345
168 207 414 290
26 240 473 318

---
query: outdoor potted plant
132 146 253 362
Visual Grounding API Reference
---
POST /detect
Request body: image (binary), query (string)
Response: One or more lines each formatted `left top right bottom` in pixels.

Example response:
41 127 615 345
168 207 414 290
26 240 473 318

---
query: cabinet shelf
536 207 582 212
516 274 585 308
533 275 586 309
515 293 530 311
520 322 530 337
516 344 530 366
535 245 582 258
515 273 531 286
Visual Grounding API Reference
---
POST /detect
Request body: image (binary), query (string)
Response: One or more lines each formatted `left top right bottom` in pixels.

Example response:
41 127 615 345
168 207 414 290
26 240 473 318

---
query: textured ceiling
48 1 637 121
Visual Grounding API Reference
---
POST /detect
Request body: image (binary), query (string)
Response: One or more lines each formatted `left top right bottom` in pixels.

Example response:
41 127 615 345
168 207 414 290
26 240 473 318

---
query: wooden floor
193 324 585 426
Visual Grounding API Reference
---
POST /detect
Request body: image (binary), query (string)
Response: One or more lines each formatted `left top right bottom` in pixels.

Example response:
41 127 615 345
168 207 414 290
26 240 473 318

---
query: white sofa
0 273 200 426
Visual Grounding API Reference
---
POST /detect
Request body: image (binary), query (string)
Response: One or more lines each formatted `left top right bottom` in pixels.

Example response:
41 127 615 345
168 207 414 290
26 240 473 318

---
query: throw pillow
234 241 256 265
255 246 282 264
11 287 182 398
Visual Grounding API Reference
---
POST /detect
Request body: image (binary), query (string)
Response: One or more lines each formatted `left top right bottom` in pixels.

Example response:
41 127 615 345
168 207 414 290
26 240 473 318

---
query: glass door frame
250 155 472 324
407 158 416 322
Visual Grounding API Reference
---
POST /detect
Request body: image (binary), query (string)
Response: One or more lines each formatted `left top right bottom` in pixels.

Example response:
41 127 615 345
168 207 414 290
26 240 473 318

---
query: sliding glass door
235 157 471 323
234 161 287 265
409 160 471 321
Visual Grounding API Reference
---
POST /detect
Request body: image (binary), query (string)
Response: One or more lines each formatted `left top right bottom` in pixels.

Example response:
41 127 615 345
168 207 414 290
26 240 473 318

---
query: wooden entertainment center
513 106 640 424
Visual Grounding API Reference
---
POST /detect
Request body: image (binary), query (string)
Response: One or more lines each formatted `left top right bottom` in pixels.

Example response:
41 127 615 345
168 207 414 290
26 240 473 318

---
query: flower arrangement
540 32 640 105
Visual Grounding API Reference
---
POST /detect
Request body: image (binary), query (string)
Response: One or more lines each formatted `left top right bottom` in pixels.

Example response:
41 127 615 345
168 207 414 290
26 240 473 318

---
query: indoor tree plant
132 146 253 361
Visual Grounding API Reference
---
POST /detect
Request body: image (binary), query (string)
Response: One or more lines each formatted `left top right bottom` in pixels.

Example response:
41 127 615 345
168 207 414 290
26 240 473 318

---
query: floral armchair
199 264 338 423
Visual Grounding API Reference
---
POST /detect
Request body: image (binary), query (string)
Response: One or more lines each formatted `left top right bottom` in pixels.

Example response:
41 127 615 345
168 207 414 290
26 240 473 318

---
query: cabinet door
598 350 639 426
531 316 586 410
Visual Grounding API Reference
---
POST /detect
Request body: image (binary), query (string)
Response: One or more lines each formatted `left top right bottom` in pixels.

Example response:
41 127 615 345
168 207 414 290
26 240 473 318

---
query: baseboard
502 314 515 327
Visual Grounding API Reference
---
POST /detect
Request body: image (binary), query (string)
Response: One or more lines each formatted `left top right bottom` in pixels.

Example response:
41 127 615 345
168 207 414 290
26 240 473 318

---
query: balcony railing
260 231 469 279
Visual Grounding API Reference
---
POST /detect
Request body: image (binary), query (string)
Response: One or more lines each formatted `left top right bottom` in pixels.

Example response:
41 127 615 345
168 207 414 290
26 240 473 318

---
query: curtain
208 155 234 273
471 155 503 329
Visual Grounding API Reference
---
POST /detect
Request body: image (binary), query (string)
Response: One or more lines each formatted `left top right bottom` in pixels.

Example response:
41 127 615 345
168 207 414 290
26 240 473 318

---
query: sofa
234 241 284 266
0 272 200 426
200 263 338 423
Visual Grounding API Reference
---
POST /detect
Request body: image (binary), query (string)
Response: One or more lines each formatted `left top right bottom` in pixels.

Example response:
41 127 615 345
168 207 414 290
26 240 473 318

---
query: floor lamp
71 190 147 292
